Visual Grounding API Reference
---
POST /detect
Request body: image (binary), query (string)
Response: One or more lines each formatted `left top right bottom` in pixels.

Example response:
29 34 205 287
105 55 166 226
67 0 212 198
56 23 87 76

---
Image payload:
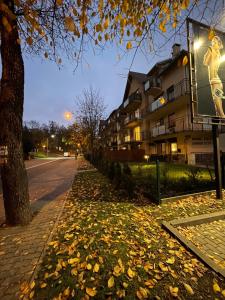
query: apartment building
101 44 225 165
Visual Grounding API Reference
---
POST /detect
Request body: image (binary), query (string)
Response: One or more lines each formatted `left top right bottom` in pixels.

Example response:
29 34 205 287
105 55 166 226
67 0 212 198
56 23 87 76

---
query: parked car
63 152 71 157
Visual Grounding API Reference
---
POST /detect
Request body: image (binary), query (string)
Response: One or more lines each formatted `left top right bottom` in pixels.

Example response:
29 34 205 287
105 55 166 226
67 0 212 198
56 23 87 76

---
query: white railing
151 98 164 112
125 135 130 142
152 125 166 137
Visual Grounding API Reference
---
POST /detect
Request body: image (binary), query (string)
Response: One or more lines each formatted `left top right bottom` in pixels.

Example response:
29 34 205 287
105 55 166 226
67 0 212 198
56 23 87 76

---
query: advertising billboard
187 19 225 124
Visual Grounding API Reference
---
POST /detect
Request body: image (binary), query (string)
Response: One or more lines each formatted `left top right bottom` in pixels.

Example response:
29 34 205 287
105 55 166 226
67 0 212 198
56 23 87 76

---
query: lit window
134 126 141 141
171 143 178 153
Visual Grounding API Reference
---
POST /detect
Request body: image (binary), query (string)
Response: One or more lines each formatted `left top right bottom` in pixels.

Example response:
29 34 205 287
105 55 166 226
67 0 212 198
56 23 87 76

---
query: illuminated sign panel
187 19 225 125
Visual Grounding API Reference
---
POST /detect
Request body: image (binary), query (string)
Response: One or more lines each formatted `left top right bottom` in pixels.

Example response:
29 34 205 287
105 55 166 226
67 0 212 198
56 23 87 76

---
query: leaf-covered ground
32 169 225 300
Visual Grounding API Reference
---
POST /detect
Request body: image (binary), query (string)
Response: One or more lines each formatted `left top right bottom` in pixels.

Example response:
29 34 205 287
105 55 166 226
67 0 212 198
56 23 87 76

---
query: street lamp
64 111 73 121
144 154 149 163
46 134 55 157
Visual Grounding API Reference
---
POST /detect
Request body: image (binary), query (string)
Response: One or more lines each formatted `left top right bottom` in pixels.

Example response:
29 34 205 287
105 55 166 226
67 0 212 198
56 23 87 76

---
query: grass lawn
30 168 225 300
129 162 214 181
33 151 48 158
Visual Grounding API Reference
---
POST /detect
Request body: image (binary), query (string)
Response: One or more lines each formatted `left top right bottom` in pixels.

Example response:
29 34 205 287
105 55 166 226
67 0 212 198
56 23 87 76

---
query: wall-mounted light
159 97 166 105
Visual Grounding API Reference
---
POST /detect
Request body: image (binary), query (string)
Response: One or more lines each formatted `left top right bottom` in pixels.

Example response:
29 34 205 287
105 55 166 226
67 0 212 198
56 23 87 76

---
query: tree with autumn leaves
0 0 195 225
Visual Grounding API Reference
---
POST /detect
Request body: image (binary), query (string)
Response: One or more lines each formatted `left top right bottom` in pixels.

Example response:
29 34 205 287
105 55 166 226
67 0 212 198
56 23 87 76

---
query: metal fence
129 160 224 204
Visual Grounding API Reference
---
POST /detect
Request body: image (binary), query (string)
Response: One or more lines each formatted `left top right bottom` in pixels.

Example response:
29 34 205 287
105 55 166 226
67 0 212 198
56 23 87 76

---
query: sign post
187 18 225 200
212 123 223 199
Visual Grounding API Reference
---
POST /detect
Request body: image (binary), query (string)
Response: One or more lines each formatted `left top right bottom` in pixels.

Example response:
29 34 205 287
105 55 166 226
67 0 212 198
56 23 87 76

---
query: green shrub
114 162 122 188
185 166 202 185
123 163 132 176
108 161 115 181
120 163 135 198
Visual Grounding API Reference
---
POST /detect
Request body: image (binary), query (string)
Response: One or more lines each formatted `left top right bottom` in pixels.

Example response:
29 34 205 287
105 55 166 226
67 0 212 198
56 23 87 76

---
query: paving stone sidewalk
178 218 225 269
163 210 225 278
0 191 69 300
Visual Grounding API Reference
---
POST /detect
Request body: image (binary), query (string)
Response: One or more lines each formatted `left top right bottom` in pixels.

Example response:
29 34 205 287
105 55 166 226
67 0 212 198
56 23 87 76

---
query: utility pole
46 138 49 158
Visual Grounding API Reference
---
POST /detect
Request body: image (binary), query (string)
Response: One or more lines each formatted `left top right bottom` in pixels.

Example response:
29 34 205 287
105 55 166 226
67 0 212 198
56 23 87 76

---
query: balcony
125 135 131 142
144 77 162 97
124 113 143 127
147 79 190 116
124 132 147 143
151 116 212 138
123 91 142 113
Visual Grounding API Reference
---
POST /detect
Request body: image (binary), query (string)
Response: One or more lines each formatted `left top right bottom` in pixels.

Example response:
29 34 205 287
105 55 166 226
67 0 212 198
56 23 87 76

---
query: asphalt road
0 158 77 224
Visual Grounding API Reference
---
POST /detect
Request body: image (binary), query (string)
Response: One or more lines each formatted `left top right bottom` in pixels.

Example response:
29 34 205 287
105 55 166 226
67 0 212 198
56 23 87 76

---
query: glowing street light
144 154 149 163
64 111 73 121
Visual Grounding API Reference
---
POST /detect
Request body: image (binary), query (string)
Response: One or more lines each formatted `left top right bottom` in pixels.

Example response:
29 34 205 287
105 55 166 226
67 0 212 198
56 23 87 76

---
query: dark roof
128 71 148 83
158 49 188 76
123 71 147 102
146 59 172 77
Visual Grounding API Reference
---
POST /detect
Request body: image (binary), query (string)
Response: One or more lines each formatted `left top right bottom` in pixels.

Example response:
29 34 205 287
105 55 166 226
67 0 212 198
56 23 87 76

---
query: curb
162 212 225 278
28 189 71 286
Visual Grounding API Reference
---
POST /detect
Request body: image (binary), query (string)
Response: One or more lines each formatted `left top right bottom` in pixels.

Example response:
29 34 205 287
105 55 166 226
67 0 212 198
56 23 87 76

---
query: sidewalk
0 160 79 300
33 165 225 300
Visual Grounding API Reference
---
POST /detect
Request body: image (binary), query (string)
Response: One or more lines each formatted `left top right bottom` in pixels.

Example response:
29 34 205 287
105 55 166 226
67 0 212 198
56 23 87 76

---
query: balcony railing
149 78 190 113
144 77 162 97
151 116 212 137
124 113 142 125
123 91 142 112
124 131 148 143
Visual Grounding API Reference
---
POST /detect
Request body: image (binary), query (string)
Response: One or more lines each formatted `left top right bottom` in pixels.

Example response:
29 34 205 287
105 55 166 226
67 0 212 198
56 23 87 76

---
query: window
155 119 164 128
167 85 175 101
134 126 141 141
168 113 176 128
171 143 178 153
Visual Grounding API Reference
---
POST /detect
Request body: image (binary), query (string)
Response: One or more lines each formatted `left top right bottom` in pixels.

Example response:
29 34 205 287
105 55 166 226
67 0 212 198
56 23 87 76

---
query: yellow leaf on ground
86 287 97 297
108 276 115 288
116 289 126 298
68 258 79 265
127 267 136 278
222 289 225 297
123 282 128 288
213 282 221 293
136 287 149 300
144 279 155 288
20 282 29 294
29 290 35 299
169 286 179 297
63 287 70 296
40 283 47 288
71 268 77 276
183 283 194 295
93 263 100 273
166 257 175 264
113 265 122 277
30 281 35 290
159 262 168 272
99 256 104 264
87 263 92 270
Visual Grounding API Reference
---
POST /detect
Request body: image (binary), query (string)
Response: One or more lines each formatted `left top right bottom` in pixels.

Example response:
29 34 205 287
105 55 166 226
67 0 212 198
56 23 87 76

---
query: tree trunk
0 1 32 225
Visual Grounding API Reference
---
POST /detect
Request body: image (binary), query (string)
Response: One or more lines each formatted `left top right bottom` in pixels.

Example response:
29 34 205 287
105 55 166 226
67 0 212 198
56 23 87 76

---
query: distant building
100 44 225 165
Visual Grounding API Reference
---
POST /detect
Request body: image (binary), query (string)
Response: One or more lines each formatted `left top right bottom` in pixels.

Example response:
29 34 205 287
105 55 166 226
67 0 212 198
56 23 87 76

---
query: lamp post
144 154 149 163
46 134 55 157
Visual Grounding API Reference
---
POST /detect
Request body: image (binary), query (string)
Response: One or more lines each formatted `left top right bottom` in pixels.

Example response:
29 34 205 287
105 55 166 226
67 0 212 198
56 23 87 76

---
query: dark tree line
22 121 80 158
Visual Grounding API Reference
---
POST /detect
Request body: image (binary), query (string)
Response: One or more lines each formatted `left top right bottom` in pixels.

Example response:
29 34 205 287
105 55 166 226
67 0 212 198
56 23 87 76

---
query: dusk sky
22 1 222 126
23 45 164 125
